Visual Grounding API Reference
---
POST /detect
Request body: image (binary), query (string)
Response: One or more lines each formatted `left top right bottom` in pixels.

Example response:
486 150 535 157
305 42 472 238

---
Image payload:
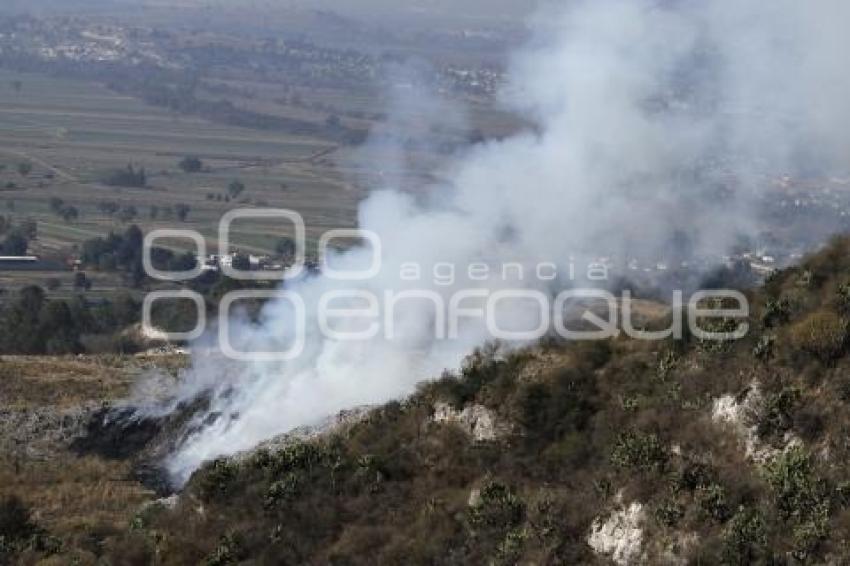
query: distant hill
0 0 539 26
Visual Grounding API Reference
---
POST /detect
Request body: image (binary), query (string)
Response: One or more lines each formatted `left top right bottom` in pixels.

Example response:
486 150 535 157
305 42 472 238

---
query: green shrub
610 431 668 472
721 507 766 565
654 498 684 527
677 461 715 492
248 448 273 470
354 454 385 491
206 533 244 566
765 447 829 524
265 473 303 508
752 387 800 442
787 310 848 363
179 156 203 173
495 527 528 564
271 441 326 475
197 459 240 501
656 350 678 380
836 282 850 313
468 480 526 531
792 505 829 561
762 298 792 328
434 345 512 408
509 369 596 444
697 483 731 522
752 335 775 361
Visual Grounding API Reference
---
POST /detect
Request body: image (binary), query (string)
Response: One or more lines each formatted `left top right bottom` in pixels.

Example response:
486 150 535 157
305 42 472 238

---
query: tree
49 197 78 221
102 164 147 188
98 201 120 217
170 251 198 272
40 301 81 354
0 231 28 256
117 205 138 223
19 220 37 240
18 218 38 240
18 286 45 317
16 162 32 177
79 225 144 282
49 197 65 213
111 292 139 327
61 206 79 222
175 203 191 222
227 180 245 199
179 156 204 173
325 114 342 130
0 286 46 353
276 237 296 260
73 272 91 291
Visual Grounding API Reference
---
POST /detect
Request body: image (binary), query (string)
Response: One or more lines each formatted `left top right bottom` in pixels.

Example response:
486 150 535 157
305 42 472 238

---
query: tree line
0 286 139 355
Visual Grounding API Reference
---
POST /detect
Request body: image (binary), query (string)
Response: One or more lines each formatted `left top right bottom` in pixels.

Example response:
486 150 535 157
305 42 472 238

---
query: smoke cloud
153 0 850 484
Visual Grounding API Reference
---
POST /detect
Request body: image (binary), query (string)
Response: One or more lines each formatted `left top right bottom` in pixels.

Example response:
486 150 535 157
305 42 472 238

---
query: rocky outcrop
587 501 647 565
711 383 801 464
432 402 509 441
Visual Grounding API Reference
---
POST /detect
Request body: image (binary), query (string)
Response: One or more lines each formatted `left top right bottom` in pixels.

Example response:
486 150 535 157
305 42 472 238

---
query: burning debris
128 0 850 484
70 395 213 495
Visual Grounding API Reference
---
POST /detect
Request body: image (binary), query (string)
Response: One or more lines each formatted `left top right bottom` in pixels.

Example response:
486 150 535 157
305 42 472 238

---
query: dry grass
0 456 153 535
0 354 174 549
0 354 186 408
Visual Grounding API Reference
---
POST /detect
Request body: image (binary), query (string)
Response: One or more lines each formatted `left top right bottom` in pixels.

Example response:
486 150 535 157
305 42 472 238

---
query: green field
0 69 364 259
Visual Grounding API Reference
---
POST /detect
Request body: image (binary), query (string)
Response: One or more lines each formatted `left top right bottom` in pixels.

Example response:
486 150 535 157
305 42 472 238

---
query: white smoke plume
158 0 850 484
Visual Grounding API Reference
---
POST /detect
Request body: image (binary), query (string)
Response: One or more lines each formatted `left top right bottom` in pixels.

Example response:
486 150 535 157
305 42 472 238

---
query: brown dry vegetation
0 354 188 564
0 457 151 540
11 239 850 563
119 235 850 564
0 356 137 409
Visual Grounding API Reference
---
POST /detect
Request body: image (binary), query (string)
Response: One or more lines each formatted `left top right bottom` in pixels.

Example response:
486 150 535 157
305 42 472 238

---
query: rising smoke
151 0 850 484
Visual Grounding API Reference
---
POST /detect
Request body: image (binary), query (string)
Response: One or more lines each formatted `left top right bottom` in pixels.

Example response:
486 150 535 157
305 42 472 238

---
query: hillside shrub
197 459 240 502
468 480 525 532
751 387 800 442
654 497 684 527
0 496 36 542
752 335 775 362
610 431 668 472
696 483 731 522
765 448 829 524
786 310 848 363
762 298 792 328
722 507 767 565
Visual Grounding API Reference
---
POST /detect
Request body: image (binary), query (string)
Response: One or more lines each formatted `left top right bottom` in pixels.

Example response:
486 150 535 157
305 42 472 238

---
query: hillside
8 237 850 563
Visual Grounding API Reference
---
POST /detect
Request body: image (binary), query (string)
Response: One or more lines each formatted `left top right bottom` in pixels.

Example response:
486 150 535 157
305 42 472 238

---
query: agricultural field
0 69 367 260
0 270 128 300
